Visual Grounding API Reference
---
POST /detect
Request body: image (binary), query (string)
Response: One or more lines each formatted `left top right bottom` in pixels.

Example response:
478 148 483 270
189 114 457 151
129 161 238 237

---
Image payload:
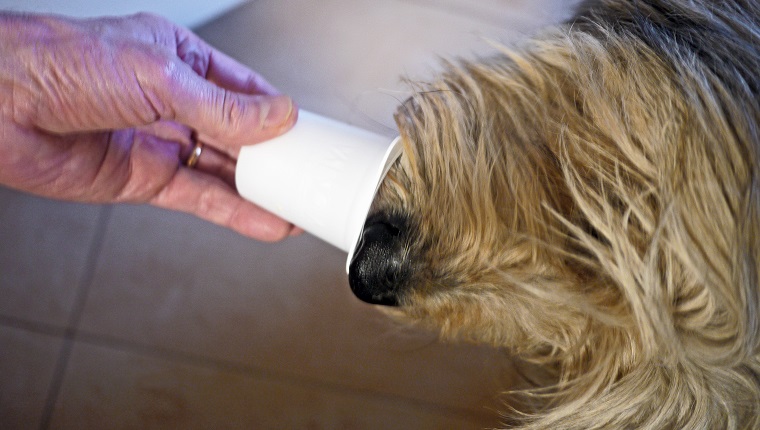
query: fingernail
263 95 295 129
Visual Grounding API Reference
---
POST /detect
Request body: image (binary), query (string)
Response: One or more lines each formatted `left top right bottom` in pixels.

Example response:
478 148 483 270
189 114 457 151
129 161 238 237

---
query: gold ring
186 135 203 168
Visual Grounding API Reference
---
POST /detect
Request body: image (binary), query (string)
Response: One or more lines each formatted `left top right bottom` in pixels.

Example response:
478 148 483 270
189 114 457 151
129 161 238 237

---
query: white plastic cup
235 110 402 272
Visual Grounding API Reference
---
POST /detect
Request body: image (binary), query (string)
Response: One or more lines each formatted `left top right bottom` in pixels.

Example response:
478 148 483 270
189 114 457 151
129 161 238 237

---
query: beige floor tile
49 340 501 429
0 186 104 327
0 325 64 430
78 204 512 416
195 0 575 133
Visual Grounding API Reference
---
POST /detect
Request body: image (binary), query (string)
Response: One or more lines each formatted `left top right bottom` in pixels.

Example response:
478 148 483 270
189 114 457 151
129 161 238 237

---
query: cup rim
345 135 403 273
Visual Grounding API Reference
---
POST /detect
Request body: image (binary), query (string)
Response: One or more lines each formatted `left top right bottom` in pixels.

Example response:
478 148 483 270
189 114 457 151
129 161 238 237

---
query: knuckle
244 74 264 93
131 12 168 26
155 53 180 87
196 185 224 221
219 89 246 132
128 50 176 122
177 39 209 77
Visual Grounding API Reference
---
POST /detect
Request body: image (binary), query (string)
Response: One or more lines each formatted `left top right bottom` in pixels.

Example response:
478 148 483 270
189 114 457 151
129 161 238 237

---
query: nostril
378 219 401 237
364 212 403 236
348 214 411 306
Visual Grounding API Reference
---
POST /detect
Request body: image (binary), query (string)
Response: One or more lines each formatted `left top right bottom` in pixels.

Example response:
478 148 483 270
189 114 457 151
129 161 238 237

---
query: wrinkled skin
0 12 299 241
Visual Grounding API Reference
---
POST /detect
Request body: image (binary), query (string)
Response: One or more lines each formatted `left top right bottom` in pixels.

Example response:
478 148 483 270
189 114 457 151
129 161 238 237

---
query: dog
348 0 760 428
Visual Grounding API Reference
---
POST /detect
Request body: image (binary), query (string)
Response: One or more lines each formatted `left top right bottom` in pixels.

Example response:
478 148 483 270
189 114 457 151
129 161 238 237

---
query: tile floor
0 1 576 428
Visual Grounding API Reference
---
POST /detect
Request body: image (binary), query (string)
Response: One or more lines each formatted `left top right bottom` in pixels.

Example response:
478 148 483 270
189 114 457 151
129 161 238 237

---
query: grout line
64 205 114 332
0 314 68 338
36 338 74 430
37 205 113 430
13 202 492 427
70 327 493 423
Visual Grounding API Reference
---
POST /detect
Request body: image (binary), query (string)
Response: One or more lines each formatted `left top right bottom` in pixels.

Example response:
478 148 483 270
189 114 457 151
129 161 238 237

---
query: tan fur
371 0 760 428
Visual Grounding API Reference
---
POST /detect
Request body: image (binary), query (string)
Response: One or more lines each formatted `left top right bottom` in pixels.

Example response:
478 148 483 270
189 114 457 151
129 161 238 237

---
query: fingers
17 12 298 153
166 23 296 155
139 122 237 188
152 60 298 157
205 50 281 96
214 54 279 96
126 129 299 241
87 14 300 156
180 137 237 188
175 29 281 96
150 166 297 242
103 13 283 99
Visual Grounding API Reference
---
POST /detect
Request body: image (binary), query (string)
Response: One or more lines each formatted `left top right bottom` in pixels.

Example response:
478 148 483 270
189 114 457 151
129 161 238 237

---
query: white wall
0 0 247 28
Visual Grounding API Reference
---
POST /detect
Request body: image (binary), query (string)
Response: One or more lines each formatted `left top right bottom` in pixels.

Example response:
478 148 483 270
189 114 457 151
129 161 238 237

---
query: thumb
156 61 297 156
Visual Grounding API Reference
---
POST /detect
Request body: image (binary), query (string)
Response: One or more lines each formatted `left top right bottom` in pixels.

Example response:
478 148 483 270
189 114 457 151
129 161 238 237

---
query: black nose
348 214 411 306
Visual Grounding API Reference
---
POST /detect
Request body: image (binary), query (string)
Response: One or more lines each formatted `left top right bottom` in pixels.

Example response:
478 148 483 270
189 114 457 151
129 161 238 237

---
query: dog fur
347 0 760 428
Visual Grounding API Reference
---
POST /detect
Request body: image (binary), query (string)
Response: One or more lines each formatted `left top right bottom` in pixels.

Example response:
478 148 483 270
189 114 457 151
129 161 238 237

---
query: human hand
0 12 299 241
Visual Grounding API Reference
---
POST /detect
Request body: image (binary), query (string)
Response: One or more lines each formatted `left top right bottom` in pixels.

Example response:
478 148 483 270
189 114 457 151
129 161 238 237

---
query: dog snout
348 214 412 306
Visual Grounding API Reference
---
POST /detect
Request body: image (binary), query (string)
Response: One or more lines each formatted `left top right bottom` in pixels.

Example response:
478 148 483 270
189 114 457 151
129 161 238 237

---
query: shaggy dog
348 0 760 428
